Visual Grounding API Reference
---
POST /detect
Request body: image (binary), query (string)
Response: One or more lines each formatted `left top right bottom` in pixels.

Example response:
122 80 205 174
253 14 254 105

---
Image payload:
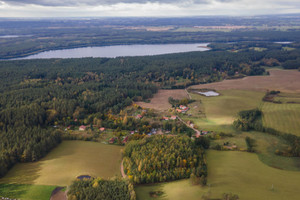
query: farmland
136 89 188 112
262 102 300 136
0 141 123 186
191 69 300 93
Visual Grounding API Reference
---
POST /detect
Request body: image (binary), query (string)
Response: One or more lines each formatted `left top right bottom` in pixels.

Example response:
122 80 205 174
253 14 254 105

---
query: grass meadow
0 184 56 200
0 141 123 186
261 102 300 136
136 150 300 200
206 150 300 200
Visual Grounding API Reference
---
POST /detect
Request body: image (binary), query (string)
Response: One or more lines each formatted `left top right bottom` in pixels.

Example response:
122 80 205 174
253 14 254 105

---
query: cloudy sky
0 0 300 17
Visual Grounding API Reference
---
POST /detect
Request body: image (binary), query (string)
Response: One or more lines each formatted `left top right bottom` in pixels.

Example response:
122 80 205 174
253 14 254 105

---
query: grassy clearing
0 141 123 186
206 150 300 200
135 179 209 200
183 90 264 133
211 131 300 171
261 102 300 136
0 184 56 200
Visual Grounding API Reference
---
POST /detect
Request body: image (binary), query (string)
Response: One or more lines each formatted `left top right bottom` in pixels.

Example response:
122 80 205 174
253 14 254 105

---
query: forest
122 135 207 184
68 177 136 200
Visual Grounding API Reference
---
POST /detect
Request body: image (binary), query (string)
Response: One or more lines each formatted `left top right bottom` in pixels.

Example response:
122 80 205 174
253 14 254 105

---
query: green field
211 131 300 171
184 90 264 133
261 102 300 136
206 150 300 200
136 150 300 200
0 184 56 200
135 179 209 200
0 141 123 186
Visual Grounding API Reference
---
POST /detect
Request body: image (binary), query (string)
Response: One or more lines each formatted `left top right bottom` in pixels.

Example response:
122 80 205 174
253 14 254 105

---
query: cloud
2 0 238 7
0 0 300 17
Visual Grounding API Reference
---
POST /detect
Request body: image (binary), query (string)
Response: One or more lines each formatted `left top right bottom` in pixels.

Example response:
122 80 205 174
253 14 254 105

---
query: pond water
17 43 210 59
199 91 220 97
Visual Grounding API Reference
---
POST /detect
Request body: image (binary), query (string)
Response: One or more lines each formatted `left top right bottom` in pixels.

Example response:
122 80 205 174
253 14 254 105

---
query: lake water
274 41 293 44
17 43 209 59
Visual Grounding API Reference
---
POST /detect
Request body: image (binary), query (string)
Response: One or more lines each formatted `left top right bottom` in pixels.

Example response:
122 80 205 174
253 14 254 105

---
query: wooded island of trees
123 135 207 184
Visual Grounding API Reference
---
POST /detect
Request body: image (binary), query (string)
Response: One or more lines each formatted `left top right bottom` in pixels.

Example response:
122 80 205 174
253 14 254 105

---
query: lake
17 43 209 59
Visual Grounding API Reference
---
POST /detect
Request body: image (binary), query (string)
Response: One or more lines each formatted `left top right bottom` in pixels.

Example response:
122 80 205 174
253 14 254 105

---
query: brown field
191 69 300 93
136 89 188 111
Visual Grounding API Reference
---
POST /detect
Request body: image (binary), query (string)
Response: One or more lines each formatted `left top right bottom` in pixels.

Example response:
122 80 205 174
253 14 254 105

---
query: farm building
99 127 105 132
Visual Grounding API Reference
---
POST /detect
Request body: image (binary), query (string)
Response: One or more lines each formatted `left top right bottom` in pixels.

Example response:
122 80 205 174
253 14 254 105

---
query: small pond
198 91 220 97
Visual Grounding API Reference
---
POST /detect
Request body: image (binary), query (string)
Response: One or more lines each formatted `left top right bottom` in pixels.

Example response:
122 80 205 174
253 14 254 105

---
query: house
122 136 129 144
179 105 187 110
162 117 169 121
79 125 86 131
195 132 201 138
201 131 209 135
99 127 105 132
182 107 189 113
109 137 117 144
136 114 143 119
179 105 189 113
130 131 135 135
176 109 182 113
170 116 177 120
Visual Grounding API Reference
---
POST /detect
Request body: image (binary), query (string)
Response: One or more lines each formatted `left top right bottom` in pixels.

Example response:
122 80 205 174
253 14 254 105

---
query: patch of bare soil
136 89 188 111
191 69 300 93
50 187 67 200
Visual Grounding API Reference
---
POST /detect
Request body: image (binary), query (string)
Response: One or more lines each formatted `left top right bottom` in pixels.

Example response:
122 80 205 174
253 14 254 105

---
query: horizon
1 0 300 17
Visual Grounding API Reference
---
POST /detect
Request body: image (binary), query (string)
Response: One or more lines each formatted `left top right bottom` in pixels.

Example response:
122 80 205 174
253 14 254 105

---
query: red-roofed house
122 136 129 144
136 114 143 119
99 127 106 132
170 116 177 120
162 117 169 121
79 125 86 131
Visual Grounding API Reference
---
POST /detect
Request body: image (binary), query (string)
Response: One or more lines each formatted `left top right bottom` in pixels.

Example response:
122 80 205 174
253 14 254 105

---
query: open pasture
206 150 300 200
191 69 300 93
0 141 123 186
135 179 209 200
136 89 188 111
135 150 300 200
261 102 300 136
0 184 55 200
